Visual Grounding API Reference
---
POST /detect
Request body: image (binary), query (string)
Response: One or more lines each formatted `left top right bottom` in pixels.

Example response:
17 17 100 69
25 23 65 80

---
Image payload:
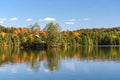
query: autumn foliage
0 23 120 47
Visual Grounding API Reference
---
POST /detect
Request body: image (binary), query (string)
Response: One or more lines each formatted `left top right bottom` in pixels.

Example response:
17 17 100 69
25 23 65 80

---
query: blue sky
0 0 120 30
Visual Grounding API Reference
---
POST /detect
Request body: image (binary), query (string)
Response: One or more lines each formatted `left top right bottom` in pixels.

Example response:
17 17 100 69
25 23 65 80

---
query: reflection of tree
1 46 120 72
24 50 43 72
44 49 61 71
0 47 13 65
27 61 40 72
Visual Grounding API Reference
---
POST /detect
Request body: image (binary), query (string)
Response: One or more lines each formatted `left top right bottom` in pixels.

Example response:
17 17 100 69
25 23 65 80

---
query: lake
0 46 120 80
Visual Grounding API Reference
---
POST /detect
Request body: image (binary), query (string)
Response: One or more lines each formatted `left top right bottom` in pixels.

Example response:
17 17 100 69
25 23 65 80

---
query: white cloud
44 17 56 21
39 17 56 21
83 18 89 21
10 17 17 21
0 18 7 21
0 18 7 24
26 18 32 21
65 21 75 25
69 19 76 21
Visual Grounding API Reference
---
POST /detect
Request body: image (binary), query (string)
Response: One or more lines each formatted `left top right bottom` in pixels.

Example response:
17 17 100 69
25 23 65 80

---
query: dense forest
0 22 120 49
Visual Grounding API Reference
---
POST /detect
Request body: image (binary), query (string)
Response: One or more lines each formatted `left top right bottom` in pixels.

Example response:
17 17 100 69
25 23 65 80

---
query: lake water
0 46 120 80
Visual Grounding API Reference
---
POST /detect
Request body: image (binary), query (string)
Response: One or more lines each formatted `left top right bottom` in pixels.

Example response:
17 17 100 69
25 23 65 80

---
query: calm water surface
0 46 120 80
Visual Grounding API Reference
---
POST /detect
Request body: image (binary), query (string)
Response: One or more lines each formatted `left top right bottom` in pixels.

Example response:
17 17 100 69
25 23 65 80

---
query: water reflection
0 46 120 72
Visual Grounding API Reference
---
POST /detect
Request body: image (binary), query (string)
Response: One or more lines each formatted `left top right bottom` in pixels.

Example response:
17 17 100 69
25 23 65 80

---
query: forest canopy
0 22 120 48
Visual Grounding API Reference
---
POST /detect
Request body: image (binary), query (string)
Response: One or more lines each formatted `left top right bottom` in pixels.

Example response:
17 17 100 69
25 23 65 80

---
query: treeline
73 27 120 45
0 22 120 48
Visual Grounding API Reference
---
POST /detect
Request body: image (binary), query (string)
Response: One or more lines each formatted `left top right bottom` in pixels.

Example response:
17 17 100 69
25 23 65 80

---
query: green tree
29 22 40 32
44 22 61 47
